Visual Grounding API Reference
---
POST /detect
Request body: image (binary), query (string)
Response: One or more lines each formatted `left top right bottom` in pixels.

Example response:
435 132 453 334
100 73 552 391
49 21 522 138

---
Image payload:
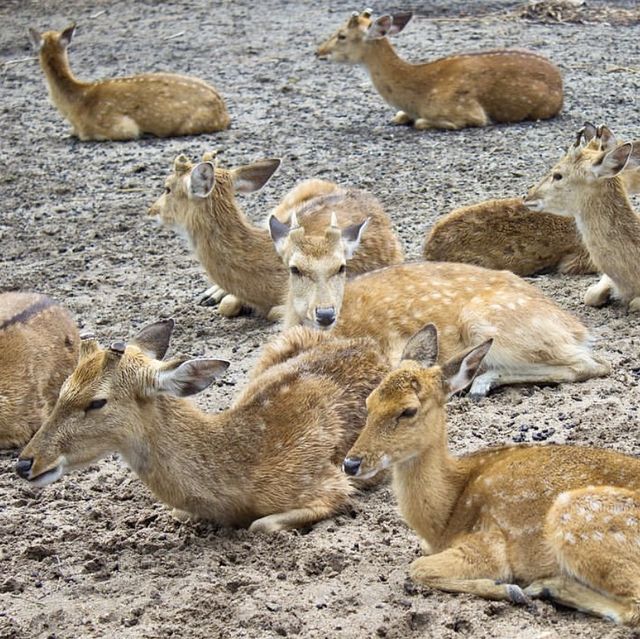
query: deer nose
342 457 362 476
15 458 33 479
315 307 336 327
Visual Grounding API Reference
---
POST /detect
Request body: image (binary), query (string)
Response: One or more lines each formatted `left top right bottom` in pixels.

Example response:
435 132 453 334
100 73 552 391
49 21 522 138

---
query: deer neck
392 413 468 550
120 397 253 524
574 179 640 277
361 39 421 108
39 48 86 109
186 176 287 310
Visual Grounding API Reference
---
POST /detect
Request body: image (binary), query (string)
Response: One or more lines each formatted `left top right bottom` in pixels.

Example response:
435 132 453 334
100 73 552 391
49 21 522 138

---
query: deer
0 292 79 448
270 218 609 397
28 24 230 140
525 124 640 311
343 324 640 625
148 151 403 319
315 10 562 130
16 319 390 531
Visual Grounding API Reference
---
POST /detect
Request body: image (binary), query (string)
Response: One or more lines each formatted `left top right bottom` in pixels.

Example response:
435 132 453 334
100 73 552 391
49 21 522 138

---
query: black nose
342 457 362 476
315 307 336 327
16 458 33 479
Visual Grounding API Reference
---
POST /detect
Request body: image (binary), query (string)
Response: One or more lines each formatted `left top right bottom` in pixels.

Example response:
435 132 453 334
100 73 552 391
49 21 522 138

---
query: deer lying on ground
17 319 390 531
0 292 79 448
148 152 403 318
343 324 640 625
28 24 230 140
525 125 640 310
316 10 562 129
270 219 609 396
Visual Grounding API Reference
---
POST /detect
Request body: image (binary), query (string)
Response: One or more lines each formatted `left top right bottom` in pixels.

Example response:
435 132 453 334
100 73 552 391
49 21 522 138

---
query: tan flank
525 124 640 310
17 320 389 531
344 324 640 625
271 220 609 396
148 152 403 318
316 10 562 130
423 198 595 276
28 24 230 140
0 292 79 448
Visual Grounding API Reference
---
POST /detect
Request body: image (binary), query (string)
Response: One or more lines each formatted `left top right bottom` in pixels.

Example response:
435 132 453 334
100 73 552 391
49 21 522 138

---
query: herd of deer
2 8 640 627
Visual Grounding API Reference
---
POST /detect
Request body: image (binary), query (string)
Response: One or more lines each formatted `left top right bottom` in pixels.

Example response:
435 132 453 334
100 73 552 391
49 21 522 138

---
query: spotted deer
28 24 229 140
316 10 562 129
148 152 403 318
525 125 640 310
17 319 390 531
270 219 609 396
0 292 79 448
343 324 640 625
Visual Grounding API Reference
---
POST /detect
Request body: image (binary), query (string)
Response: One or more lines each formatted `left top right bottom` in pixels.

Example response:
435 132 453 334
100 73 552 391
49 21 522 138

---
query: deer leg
409 531 527 603
266 305 285 321
557 249 597 275
628 297 640 313
584 274 615 307
392 110 413 125
218 294 244 317
197 284 227 307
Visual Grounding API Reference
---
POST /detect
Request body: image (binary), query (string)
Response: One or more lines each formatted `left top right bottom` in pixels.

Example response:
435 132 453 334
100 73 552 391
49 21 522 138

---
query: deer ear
592 143 633 179
189 162 216 198
442 340 492 397
131 319 175 360
268 215 291 256
157 358 230 397
341 217 369 259
231 159 280 194
60 24 76 47
401 324 439 368
28 27 42 50
581 122 597 144
367 13 411 39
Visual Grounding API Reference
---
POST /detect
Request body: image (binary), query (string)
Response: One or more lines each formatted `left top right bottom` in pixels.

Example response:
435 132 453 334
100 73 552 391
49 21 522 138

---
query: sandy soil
1 1 640 637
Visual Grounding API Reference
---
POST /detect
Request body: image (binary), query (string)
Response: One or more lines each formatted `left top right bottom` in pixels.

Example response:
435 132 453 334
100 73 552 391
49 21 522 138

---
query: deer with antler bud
17 320 390 531
316 9 563 129
525 123 640 310
344 323 640 625
28 24 230 140
149 151 402 318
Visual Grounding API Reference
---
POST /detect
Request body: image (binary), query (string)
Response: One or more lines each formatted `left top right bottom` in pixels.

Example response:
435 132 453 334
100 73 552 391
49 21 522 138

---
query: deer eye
337 264 346 275
337 33 347 40
552 173 563 181
164 186 171 194
399 407 418 419
290 266 302 276
86 399 107 412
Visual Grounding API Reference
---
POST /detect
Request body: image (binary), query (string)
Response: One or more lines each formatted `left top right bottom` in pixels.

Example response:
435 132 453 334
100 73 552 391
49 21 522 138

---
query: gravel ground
1 1 640 638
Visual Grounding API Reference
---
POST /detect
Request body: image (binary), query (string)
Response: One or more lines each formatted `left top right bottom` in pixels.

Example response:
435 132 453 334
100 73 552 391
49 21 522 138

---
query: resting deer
270 219 609 396
17 319 390 531
148 152 403 318
525 125 640 310
316 10 562 130
28 24 230 140
343 324 640 625
0 292 79 448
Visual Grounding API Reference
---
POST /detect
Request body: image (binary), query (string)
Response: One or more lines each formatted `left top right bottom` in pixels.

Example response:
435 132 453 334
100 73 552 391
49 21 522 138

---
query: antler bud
109 341 127 356
173 154 191 174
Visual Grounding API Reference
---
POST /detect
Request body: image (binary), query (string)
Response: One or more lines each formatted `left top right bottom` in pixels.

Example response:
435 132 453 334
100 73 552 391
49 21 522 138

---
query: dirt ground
1 0 640 637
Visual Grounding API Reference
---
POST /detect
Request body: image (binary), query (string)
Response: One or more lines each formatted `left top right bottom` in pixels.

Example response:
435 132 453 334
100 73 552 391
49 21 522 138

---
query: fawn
29 24 230 140
316 10 562 129
343 324 640 625
271 219 609 396
0 292 79 448
17 319 389 531
149 152 403 318
525 125 640 310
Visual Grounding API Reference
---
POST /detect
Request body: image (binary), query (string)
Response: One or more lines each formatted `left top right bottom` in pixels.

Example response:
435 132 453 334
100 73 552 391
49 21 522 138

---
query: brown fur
0 292 79 448
19 323 390 531
345 332 640 624
525 134 640 310
316 11 562 129
149 153 403 318
277 223 609 395
423 198 595 276
31 25 229 140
